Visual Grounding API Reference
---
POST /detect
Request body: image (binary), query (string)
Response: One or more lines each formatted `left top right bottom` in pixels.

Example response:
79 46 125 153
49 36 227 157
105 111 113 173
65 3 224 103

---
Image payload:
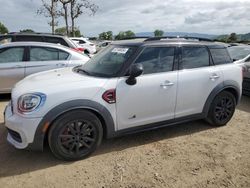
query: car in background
0 42 89 93
0 33 85 53
96 40 112 52
228 45 250 61
70 37 96 54
228 45 250 96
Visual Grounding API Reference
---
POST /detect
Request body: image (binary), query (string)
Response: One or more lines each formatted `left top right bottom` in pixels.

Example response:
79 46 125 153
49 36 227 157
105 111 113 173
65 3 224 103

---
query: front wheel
48 110 103 161
206 91 236 126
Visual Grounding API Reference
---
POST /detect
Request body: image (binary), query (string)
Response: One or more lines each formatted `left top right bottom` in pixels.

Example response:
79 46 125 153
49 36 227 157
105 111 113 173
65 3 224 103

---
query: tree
37 0 60 34
154 29 164 37
115 30 135 40
70 0 98 37
99 31 113 40
228 33 237 42
0 22 8 34
55 26 81 36
20 29 35 33
55 27 67 35
59 0 71 36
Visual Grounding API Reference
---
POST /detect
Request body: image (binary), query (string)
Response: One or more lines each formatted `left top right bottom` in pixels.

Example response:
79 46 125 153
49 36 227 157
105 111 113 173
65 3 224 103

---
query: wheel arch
203 80 241 116
27 100 115 151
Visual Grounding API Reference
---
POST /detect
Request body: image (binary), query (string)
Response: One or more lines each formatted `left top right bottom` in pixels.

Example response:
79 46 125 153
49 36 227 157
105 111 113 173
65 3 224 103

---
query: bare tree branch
37 0 60 34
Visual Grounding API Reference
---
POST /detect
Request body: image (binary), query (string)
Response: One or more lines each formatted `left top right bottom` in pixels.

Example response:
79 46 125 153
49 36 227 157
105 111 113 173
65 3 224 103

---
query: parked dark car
0 32 84 53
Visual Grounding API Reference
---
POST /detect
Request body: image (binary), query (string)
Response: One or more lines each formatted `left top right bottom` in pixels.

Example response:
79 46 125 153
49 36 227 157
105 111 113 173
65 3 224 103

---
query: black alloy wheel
58 120 96 155
48 110 103 161
207 91 236 126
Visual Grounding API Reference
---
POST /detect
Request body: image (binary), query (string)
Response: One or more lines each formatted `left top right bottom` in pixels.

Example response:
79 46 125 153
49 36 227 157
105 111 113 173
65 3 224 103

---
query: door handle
56 63 66 66
160 81 174 88
210 74 220 80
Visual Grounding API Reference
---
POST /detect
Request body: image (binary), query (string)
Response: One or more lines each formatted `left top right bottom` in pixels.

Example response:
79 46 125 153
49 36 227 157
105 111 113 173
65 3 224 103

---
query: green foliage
228 33 237 42
55 27 67 35
0 22 9 34
154 29 164 37
215 33 250 43
20 29 35 33
99 31 113 40
115 30 135 40
55 26 81 37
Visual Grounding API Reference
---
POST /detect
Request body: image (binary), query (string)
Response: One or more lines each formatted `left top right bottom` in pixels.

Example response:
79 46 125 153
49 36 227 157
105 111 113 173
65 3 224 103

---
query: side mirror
126 63 143 85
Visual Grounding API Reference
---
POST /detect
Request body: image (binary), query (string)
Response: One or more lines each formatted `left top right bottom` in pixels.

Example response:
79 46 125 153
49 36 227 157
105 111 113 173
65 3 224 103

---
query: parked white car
4 38 242 161
228 45 250 95
70 37 96 54
0 42 89 93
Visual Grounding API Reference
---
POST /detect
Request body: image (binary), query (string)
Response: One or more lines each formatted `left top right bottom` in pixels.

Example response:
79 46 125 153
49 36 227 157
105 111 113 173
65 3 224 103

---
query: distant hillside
136 32 217 39
216 33 250 42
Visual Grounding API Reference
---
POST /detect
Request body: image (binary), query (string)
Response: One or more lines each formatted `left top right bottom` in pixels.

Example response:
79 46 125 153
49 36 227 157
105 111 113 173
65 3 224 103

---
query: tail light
72 47 85 52
102 89 116 104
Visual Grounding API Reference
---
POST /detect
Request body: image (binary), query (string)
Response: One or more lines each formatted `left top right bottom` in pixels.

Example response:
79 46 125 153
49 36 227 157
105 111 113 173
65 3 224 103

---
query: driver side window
135 47 175 74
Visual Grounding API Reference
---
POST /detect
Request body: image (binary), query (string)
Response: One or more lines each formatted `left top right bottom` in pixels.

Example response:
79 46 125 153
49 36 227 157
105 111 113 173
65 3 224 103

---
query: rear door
25 46 70 76
175 46 223 118
0 47 25 92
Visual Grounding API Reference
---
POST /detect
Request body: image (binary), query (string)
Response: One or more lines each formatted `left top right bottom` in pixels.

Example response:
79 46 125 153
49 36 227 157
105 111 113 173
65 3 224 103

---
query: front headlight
18 93 46 114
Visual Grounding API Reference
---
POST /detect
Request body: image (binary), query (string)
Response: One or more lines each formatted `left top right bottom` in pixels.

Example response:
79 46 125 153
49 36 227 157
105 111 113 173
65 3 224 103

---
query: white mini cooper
4 37 242 160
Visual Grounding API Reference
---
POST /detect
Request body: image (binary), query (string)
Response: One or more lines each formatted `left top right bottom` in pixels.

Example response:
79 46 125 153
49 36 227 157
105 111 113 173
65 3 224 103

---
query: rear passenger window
210 48 232 65
30 47 69 61
0 47 24 63
59 51 69 60
135 47 175 74
181 47 209 69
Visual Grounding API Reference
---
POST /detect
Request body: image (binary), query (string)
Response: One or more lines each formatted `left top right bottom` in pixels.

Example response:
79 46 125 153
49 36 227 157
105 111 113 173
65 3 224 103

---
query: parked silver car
0 42 89 93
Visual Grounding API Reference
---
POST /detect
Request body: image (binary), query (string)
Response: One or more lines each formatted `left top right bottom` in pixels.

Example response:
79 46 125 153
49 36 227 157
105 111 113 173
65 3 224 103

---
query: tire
206 91 236 126
48 110 103 161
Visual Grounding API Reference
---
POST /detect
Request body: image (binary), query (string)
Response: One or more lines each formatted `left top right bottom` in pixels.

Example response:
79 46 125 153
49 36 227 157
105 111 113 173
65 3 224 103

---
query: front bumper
4 103 42 149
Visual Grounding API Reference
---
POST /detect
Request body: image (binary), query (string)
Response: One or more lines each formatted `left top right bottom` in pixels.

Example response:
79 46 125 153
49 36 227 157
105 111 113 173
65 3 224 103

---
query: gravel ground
0 94 249 188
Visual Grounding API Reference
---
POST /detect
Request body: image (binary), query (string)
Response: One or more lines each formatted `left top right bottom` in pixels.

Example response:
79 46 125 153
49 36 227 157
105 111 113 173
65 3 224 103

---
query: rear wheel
48 110 103 161
206 91 236 126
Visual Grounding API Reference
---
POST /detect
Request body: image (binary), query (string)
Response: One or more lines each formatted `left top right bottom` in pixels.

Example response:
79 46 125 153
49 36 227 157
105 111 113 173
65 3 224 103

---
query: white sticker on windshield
111 48 129 54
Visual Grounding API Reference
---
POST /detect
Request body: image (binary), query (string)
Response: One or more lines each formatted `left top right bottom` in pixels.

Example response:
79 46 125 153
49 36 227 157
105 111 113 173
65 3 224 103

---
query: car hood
14 67 108 93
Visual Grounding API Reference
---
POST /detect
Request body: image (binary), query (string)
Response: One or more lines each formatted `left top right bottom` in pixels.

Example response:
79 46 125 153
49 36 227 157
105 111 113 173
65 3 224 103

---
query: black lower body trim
110 113 205 138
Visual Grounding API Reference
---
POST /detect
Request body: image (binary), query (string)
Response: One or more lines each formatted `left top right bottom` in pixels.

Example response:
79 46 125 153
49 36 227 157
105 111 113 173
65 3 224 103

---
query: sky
0 0 250 37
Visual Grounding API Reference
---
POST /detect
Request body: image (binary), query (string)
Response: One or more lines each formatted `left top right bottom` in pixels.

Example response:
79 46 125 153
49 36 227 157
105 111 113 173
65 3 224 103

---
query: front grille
7 128 22 143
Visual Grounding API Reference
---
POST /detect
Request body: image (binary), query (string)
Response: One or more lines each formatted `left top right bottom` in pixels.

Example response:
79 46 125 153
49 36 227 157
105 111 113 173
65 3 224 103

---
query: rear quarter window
44 37 69 47
210 48 232 65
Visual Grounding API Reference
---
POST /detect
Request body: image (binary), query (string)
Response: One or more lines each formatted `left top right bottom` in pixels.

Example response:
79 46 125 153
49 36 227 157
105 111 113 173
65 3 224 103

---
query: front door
116 46 178 130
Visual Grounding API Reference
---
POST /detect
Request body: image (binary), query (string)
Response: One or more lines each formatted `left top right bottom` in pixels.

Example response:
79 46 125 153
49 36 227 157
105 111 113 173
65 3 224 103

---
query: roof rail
144 36 213 42
118 36 150 40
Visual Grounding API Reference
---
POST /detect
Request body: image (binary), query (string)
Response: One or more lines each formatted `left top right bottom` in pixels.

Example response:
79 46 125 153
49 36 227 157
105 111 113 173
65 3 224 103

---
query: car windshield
75 45 136 77
228 46 250 60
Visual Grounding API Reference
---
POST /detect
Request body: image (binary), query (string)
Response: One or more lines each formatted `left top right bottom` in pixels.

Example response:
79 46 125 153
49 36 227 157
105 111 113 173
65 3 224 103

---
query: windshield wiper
75 67 91 76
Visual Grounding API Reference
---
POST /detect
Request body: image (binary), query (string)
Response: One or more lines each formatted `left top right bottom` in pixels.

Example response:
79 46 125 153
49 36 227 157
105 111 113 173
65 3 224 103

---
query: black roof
112 37 225 48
